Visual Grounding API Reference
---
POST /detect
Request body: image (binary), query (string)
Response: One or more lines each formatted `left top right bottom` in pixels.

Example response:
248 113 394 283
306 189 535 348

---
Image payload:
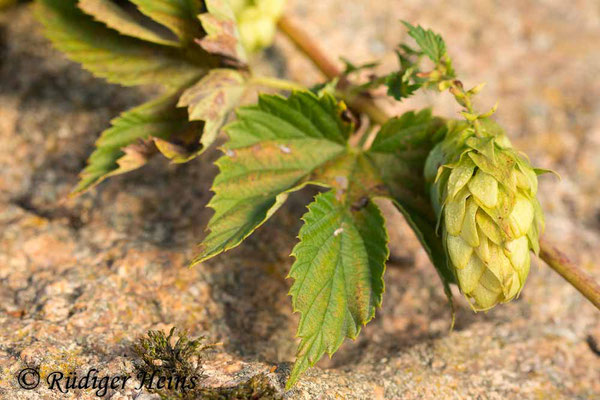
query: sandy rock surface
1 1 600 399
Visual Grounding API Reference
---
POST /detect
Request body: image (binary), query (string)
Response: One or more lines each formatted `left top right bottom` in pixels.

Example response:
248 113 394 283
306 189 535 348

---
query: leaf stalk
250 75 306 92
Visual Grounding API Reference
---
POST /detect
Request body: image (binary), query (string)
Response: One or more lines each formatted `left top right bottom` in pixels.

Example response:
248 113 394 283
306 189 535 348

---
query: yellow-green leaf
78 0 179 46
402 21 447 64
129 0 203 43
36 0 208 88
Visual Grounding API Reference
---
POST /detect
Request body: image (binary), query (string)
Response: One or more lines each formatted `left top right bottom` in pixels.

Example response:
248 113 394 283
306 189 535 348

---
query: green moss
132 328 281 400
133 327 211 378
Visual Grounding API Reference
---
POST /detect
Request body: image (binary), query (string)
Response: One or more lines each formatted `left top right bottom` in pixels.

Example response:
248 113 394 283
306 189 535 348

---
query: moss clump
132 328 281 400
133 327 211 378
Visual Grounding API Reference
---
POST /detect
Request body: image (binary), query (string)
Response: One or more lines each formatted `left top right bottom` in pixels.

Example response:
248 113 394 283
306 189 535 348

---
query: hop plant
30 1 589 388
425 119 545 310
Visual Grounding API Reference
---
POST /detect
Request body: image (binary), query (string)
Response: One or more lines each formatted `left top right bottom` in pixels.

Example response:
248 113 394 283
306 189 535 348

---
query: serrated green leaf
130 0 203 43
286 190 388 388
73 92 202 194
178 69 249 151
198 0 247 62
385 70 421 101
192 91 353 264
78 0 179 46
36 0 209 88
382 45 427 101
367 110 456 302
402 21 447 63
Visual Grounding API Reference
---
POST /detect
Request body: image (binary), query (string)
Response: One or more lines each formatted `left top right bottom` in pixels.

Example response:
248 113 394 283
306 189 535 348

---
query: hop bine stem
277 15 341 80
539 239 600 309
277 14 600 311
277 15 389 126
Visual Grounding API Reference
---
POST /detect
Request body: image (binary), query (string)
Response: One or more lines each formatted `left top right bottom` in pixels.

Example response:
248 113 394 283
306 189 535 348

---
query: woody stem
277 15 388 126
539 238 600 309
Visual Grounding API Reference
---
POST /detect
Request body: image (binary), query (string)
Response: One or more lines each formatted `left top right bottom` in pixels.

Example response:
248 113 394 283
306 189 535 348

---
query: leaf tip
400 19 414 30
285 360 306 391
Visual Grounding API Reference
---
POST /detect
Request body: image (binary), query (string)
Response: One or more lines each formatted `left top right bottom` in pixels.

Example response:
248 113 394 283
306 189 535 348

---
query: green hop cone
425 119 545 311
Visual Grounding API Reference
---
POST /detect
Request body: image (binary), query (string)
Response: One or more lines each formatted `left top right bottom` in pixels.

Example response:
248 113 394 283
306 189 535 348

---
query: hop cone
425 119 544 310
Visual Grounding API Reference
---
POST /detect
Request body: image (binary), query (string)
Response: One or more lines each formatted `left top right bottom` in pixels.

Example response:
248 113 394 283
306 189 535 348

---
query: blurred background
1 0 599 398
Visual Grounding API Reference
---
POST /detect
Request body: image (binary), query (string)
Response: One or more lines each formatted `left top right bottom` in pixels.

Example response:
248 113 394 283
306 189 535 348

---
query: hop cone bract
425 119 544 310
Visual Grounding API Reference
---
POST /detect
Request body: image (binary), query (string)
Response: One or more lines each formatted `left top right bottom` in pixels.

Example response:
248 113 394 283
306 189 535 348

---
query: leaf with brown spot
178 69 249 151
115 139 157 172
197 0 247 63
193 91 353 264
